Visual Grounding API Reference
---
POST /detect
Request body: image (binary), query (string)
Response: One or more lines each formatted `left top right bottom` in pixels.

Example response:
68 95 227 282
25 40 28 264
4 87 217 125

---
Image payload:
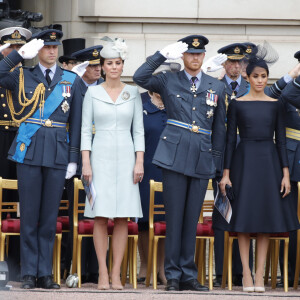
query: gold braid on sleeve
7 67 46 125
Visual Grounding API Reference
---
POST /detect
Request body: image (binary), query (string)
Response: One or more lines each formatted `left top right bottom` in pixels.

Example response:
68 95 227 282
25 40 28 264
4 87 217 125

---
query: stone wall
21 0 300 82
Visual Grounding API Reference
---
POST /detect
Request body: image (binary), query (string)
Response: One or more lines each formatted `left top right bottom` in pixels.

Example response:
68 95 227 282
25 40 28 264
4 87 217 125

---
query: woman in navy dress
137 62 181 285
220 50 299 292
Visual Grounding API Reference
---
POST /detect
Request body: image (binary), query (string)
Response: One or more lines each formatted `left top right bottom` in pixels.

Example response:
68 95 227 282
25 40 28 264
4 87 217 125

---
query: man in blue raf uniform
0 26 32 282
62 44 104 282
0 29 83 289
134 35 226 291
278 54 300 287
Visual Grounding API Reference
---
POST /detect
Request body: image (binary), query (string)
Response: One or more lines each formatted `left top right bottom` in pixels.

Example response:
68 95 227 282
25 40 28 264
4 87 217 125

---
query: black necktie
45 69 51 86
191 77 198 85
230 81 238 91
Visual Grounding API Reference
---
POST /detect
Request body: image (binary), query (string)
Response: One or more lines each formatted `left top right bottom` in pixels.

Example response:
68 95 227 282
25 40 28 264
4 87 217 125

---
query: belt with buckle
166 119 212 135
0 120 19 127
286 127 300 141
25 118 67 128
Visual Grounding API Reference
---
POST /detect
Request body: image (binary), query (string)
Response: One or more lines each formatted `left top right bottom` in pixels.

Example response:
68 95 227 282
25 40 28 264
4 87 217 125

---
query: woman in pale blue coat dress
81 37 144 290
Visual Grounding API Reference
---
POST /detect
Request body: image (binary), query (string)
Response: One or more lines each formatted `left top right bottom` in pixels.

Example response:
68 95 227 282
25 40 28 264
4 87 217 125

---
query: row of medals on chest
190 84 216 119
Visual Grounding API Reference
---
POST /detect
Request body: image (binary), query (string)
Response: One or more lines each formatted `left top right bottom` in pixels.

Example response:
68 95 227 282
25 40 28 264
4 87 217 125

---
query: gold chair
196 180 215 290
0 177 62 284
146 179 215 290
71 177 138 288
145 180 164 289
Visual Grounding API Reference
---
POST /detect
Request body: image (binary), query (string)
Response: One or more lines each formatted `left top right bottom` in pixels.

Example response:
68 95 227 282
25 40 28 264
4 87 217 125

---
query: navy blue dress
224 100 300 233
138 93 167 230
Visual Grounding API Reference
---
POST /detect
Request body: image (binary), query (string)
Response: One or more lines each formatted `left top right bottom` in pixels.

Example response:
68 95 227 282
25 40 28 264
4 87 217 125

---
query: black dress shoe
233 274 243 286
213 275 222 287
180 279 209 291
166 279 179 291
137 277 146 283
21 275 36 289
37 276 60 289
276 279 295 288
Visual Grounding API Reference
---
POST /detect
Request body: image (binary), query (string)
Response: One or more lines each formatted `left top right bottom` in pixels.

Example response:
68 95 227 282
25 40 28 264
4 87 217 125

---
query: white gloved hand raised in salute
160 42 188 60
72 61 89 78
18 38 44 59
201 54 227 74
0 43 11 54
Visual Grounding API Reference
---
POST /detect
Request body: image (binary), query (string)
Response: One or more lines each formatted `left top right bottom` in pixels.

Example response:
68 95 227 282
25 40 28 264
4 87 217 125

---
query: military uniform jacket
133 51 226 179
280 76 300 182
0 50 83 170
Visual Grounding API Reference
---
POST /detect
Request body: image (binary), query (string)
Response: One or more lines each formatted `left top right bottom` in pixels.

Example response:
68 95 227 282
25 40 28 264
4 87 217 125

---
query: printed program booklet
214 183 233 223
81 175 96 210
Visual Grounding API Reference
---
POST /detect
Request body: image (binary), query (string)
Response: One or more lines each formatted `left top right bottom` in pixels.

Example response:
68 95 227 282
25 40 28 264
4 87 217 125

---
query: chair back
59 199 69 212
149 180 164 233
0 177 18 228
199 179 214 223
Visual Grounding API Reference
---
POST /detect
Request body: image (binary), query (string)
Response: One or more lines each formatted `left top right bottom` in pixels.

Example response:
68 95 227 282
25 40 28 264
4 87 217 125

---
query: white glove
160 42 188 60
201 54 227 73
72 61 89 77
65 162 77 179
18 38 44 59
0 43 10 53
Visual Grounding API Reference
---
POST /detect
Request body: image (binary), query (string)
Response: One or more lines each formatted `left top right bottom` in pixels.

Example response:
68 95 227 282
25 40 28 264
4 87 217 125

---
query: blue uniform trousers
17 164 65 277
162 168 208 282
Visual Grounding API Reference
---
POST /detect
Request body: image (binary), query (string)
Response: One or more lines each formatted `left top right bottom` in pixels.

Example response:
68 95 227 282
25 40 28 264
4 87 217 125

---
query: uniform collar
184 69 202 84
225 74 241 87
82 78 98 87
38 62 57 78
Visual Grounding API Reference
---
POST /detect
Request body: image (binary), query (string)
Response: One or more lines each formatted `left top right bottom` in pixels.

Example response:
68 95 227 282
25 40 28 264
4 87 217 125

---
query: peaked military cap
243 42 258 58
32 29 63 46
294 50 300 62
72 45 103 65
0 27 32 45
59 38 86 63
218 43 247 60
178 35 209 53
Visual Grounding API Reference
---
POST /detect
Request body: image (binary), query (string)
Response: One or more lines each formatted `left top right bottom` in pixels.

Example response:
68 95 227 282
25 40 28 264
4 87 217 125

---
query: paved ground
1 281 300 300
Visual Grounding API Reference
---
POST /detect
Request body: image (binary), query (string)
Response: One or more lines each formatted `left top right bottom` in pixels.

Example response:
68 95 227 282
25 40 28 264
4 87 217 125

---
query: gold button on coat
4 114 8 118
0 94 4 98
5 126 8 129
2 103 6 107
192 107 196 111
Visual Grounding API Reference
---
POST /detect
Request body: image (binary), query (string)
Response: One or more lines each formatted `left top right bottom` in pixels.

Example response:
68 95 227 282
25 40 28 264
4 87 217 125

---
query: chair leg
0 234 6 261
227 237 234 290
254 238 258 273
146 233 154 287
71 232 78 274
56 234 62 285
195 238 200 266
294 230 300 289
221 231 229 289
271 240 279 289
128 238 133 284
53 238 57 283
152 236 159 290
77 236 83 288
132 235 138 289
108 236 113 277
201 240 206 285
264 243 271 285
283 239 289 292
197 239 204 284
121 240 129 286
5 236 9 258
208 238 214 290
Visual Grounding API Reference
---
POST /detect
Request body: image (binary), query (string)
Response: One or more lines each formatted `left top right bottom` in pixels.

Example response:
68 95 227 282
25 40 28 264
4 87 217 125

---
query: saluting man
0 29 83 289
133 35 226 291
0 26 32 282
